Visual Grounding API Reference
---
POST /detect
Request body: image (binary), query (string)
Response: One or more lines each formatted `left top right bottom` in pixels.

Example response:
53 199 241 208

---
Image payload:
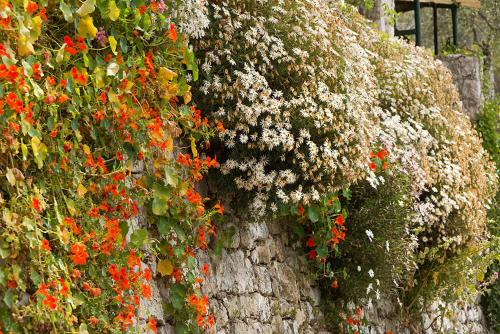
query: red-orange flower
148 317 157 333
41 239 51 252
306 237 315 248
26 1 38 14
70 243 88 265
201 263 209 276
32 197 41 212
168 23 177 42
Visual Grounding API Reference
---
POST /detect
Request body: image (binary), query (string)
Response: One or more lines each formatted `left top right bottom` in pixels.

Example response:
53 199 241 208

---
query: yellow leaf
158 67 178 84
76 0 96 16
83 144 91 155
31 16 42 40
18 37 34 56
108 35 117 55
77 184 87 197
66 199 77 216
93 66 105 88
166 135 174 153
157 259 173 276
124 81 134 91
77 15 98 39
108 0 120 21
31 136 48 169
190 136 198 158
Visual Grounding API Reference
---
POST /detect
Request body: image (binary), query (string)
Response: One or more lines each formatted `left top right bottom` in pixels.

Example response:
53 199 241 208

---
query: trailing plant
0 0 221 333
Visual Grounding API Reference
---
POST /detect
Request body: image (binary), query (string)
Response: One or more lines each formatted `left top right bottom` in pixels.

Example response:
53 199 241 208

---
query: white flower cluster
195 0 379 212
193 0 497 257
168 0 209 38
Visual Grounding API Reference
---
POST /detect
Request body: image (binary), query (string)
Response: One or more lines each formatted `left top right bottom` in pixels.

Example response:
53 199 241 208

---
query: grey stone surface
441 54 483 120
201 217 330 333
359 0 395 36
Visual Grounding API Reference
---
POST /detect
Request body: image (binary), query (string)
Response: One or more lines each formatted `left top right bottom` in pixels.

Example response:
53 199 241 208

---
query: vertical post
414 0 422 46
433 4 438 54
451 5 458 46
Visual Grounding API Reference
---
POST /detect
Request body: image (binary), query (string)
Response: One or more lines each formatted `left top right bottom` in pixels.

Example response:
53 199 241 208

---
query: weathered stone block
440 54 482 120
240 222 270 249
216 250 256 294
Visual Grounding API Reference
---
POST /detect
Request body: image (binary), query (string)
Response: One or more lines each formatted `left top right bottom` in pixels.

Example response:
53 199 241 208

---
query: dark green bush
477 98 500 331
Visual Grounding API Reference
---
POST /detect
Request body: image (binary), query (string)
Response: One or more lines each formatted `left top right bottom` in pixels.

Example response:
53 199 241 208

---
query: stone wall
140 209 491 333
199 215 330 334
440 54 483 120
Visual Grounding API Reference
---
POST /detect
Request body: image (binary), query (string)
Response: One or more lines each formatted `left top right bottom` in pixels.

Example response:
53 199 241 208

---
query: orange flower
70 243 88 265
186 188 202 206
168 23 177 42
25 1 38 14
90 287 101 297
201 263 209 276
42 294 57 310
41 239 51 252
32 197 41 212
141 283 152 299
57 94 70 103
213 202 224 215
89 316 99 326
331 280 338 289
216 120 225 132
148 317 157 333
206 314 215 328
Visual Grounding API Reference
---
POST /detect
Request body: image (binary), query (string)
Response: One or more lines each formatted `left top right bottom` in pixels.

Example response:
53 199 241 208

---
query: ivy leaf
108 0 120 21
307 206 320 223
164 166 177 187
3 290 14 308
152 197 167 216
108 36 117 55
157 217 173 235
130 229 147 248
59 2 74 22
76 0 96 17
157 259 173 276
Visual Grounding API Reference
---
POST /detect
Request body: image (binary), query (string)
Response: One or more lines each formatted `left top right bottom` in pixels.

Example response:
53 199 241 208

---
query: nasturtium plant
0 0 221 333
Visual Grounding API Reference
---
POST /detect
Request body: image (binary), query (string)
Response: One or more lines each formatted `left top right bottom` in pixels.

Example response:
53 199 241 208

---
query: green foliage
327 175 416 303
477 98 500 331
481 260 500 332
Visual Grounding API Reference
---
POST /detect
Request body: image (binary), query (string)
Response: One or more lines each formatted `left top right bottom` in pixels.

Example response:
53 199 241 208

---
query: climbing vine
0 0 220 332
